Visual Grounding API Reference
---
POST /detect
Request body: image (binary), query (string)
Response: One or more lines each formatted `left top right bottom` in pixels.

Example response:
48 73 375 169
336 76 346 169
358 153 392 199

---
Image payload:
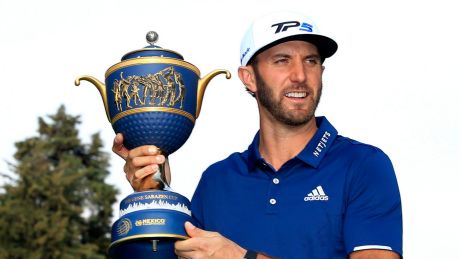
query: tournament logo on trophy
75 31 231 258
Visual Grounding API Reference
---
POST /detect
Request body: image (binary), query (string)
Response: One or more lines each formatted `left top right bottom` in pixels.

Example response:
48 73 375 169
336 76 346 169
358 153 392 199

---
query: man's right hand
112 133 168 192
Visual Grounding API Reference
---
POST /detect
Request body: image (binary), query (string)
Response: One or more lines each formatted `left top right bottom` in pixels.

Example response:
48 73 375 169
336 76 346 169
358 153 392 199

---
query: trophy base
109 237 178 259
108 190 192 258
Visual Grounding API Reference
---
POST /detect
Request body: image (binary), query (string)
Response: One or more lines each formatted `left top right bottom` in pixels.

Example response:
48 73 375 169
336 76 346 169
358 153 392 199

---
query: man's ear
238 65 257 93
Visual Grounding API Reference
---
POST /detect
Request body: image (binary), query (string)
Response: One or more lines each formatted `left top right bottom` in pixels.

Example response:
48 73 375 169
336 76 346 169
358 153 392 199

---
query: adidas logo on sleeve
304 185 329 201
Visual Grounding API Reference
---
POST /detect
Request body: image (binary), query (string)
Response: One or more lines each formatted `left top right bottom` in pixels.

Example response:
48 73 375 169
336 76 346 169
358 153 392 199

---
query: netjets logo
313 131 331 157
304 185 329 201
271 21 313 34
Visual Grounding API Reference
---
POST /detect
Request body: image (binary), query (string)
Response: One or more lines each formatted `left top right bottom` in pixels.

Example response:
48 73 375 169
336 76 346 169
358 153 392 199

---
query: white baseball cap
240 11 338 66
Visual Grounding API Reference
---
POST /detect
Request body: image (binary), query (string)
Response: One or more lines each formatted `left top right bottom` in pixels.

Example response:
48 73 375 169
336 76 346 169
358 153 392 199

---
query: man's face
252 40 324 126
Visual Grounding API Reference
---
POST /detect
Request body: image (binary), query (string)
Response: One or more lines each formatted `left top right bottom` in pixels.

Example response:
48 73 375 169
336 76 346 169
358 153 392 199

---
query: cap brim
248 34 338 64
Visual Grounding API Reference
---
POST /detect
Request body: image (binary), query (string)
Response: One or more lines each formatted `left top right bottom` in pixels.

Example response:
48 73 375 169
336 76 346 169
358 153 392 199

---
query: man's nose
289 60 307 83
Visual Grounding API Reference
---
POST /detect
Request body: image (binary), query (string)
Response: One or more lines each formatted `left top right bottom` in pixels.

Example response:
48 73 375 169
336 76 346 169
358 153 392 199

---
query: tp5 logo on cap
271 21 313 34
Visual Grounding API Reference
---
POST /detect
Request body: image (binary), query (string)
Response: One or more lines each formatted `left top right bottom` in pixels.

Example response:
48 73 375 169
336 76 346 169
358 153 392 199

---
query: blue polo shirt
191 117 402 258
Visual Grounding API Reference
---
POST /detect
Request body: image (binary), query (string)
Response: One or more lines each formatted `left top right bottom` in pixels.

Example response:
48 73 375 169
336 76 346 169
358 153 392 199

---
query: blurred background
1 0 459 257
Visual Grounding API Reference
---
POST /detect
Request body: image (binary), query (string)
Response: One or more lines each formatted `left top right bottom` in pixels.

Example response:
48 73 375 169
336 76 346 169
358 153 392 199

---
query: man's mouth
285 91 307 98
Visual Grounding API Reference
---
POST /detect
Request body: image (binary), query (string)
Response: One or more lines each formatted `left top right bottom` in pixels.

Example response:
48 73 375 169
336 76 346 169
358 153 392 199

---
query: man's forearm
349 249 401 259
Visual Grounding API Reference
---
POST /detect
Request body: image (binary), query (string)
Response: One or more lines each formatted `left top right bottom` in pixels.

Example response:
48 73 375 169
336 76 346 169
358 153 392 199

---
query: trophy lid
121 31 184 61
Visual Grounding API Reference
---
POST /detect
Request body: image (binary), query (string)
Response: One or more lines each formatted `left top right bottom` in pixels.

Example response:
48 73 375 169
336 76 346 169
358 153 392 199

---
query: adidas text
304 196 329 201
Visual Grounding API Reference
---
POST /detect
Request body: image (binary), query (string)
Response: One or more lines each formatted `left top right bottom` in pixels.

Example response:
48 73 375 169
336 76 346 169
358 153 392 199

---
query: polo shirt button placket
270 179 280 206
265 175 281 213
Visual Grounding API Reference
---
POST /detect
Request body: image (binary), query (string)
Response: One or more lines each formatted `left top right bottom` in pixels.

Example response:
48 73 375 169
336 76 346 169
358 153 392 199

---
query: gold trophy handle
75 75 110 122
196 69 231 118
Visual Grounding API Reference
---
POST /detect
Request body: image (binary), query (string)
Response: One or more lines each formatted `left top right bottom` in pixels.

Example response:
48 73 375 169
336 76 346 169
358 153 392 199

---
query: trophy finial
146 31 159 46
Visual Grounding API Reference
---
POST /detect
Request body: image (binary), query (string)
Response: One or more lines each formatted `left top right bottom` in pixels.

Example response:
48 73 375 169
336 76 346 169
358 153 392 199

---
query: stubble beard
254 68 322 127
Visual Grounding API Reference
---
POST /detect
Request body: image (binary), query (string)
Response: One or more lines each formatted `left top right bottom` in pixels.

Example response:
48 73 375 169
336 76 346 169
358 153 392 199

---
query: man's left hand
175 222 246 259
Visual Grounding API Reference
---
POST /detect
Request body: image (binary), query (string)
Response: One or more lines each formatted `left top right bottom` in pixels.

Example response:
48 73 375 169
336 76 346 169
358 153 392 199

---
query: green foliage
0 105 118 258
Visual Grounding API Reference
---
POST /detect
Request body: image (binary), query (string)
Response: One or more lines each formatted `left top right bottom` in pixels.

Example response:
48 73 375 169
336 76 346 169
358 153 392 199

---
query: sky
1 0 459 257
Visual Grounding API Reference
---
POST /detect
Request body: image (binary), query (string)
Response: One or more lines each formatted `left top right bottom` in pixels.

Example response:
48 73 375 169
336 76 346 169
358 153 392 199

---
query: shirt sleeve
190 171 208 229
343 147 403 256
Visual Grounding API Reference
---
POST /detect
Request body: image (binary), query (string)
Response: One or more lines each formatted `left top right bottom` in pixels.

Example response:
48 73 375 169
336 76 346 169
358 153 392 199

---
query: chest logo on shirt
304 185 329 201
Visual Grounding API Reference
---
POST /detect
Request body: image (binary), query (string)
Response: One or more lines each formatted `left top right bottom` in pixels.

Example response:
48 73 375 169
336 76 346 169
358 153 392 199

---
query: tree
0 105 118 259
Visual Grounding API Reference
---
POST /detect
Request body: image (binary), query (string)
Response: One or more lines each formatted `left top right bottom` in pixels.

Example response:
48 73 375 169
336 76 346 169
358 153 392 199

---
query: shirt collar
247 116 338 171
247 131 263 172
297 116 338 168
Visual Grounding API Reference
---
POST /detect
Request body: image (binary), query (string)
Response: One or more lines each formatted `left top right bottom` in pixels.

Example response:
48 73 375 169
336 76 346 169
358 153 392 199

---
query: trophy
75 31 231 258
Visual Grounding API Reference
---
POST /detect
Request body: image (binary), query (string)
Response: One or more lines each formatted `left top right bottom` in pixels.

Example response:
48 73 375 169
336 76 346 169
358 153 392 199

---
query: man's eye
274 58 288 64
306 58 319 65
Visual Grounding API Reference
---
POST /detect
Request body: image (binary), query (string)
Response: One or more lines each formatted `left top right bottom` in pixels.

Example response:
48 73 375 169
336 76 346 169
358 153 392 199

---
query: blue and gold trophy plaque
75 31 230 258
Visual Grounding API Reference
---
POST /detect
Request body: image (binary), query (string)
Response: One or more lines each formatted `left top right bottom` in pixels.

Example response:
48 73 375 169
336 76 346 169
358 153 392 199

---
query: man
113 11 403 259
